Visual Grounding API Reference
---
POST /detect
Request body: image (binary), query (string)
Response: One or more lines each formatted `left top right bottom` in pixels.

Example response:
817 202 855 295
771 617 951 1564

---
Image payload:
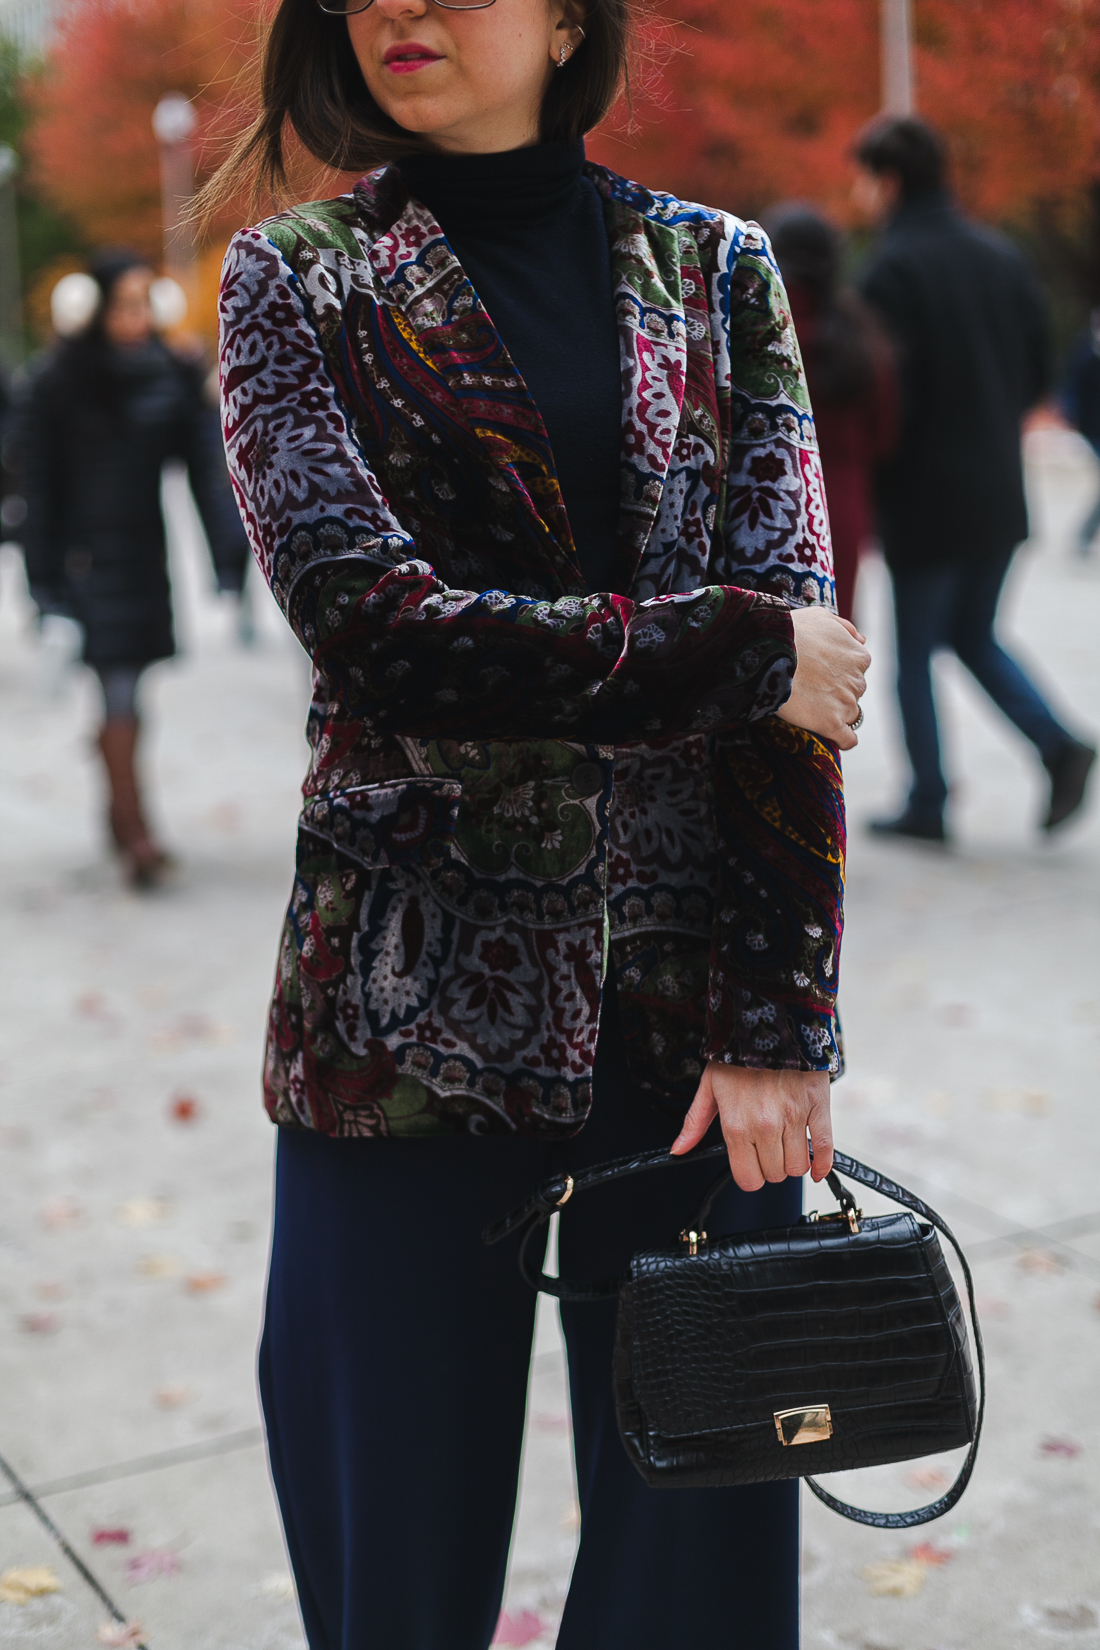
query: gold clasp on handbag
556 1176 574 1208
807 1207 862 1234
773 1404 833 1446
679 1228 707 1257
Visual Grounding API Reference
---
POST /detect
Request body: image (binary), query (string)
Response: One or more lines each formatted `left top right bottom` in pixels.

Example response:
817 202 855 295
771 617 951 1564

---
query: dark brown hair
853 115 947 201
197 0 632 225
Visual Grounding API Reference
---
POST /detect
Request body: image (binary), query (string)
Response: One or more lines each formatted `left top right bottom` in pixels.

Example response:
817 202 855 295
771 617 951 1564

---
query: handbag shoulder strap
803 1151 986 1530
482 1144 985 1529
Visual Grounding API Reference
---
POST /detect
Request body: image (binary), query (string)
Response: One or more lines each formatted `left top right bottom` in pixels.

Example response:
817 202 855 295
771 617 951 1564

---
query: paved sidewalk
0 435 1097 1648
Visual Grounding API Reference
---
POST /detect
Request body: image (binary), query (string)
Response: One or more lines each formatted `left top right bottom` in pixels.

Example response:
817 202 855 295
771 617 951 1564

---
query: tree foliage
15 0 1100 339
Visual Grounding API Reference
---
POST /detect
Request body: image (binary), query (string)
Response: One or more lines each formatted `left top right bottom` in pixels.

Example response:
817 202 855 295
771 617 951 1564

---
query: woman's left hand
670 1062 834 1192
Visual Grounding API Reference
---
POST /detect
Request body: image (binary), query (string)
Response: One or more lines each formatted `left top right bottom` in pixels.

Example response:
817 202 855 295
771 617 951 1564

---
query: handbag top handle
483 1142 986 1532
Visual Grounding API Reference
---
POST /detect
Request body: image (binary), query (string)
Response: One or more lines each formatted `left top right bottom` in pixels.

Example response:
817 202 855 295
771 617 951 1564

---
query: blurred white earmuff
50 272 100 337
149 276 188 331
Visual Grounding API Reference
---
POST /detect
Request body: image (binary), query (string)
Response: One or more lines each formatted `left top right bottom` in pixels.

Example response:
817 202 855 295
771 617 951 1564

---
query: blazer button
571 762 604 798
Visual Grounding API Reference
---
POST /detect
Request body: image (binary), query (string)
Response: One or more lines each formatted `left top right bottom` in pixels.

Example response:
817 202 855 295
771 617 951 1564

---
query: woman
212 1 870 1643
767 202 899 623
17 250 250 886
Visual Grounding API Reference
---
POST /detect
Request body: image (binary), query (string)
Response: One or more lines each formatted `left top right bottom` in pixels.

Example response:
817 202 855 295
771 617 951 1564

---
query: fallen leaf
910 1543 953 1566
20 1312 60 1335
75 992 110 1019
904 1468 948 1491
153 1383 193 1409
92 1529 131 1547
974 1297 1009 1319
126 1549 180 1583
0 1566 62 1604
260 1573 296 1601
1043 1605 1099 1631
862 1560 927 1598
1016 1248 1064 1275
97 1622 146 1646
115 1197 170 1228
40 1196 82 1229
183 1272 226 1295
35 1281 66 1301
1040 1437 1083 1459
150 1015 233 1051
137 1255 180 1279
169 1095 201 1124
493 1610 546 1646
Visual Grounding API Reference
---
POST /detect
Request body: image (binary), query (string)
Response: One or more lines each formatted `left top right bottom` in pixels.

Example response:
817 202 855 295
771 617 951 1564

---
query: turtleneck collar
397 139 585 230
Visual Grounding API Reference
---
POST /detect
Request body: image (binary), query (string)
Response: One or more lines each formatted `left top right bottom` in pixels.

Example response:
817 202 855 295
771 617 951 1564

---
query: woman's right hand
776 605 871 750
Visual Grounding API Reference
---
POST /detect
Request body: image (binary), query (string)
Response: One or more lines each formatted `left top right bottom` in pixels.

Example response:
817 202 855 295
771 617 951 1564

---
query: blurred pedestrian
854 115 1096 840
1060 305 1100 557
13 250 250 886
767 202 899 621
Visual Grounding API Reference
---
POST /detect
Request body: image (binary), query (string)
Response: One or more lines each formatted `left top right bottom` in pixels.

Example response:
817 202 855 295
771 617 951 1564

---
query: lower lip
385 54 443 74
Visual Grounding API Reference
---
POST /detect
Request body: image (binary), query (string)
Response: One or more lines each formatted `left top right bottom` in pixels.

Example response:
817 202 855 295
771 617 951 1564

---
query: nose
372 0 430 14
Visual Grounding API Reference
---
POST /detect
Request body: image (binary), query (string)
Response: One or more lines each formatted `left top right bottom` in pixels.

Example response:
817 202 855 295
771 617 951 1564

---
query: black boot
868 806 946 844
1043 738 1097 830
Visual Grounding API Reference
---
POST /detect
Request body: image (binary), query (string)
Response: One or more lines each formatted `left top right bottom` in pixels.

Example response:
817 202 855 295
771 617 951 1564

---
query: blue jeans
891 549 1070 814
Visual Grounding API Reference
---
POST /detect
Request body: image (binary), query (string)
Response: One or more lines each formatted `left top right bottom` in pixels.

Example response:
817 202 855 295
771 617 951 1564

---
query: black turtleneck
398 141 623 594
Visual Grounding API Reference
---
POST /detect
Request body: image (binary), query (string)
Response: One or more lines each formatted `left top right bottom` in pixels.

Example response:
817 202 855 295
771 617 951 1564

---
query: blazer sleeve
219 229 796 744
703 226 845 1075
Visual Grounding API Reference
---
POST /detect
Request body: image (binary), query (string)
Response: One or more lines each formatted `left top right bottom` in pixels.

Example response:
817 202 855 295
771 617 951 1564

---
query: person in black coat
15 249 250 885
1060 307 1100 555
853 116 1096 840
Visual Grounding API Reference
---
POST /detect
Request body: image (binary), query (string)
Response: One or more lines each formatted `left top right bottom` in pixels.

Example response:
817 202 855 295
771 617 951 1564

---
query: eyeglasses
316 0 497 14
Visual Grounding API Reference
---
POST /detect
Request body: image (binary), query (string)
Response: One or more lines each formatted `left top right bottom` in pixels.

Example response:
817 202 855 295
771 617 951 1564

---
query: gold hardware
556 1176 574 1208
679 1229 706 1257
773 1404 833 1446
810 1208 862 1234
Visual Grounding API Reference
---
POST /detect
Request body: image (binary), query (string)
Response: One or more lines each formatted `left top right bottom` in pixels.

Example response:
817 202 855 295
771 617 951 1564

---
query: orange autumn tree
591 0 1100 227
23 0 1100 334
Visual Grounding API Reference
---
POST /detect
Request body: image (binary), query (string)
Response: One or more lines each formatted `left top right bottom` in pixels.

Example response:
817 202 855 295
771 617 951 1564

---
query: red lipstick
383 41 444 74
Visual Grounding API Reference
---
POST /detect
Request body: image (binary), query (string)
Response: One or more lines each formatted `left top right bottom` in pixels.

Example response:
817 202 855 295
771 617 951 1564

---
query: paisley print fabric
219 160 846 1138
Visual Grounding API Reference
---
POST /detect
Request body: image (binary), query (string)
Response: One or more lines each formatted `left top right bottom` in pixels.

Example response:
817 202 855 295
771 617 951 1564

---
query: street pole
152 93 198 304
881 0 915 115
0 144 22 371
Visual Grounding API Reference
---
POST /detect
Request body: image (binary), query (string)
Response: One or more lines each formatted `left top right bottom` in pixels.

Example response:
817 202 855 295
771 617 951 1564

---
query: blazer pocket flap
299 778 462 870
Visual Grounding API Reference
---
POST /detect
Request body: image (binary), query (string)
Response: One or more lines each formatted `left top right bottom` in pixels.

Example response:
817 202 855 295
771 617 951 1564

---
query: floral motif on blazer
218 159 845 1139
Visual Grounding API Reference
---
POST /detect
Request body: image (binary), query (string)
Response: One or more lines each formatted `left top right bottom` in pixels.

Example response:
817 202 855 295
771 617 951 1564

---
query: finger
671 1083 717 1155
836 617 867 644
753 1118 787 1183
808 1104 834 1180
721 1127 766 1192
783 1121 811 1179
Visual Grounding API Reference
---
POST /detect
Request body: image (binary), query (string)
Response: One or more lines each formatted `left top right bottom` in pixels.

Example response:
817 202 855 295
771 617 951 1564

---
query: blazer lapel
355 173 585 595
590 172 690 595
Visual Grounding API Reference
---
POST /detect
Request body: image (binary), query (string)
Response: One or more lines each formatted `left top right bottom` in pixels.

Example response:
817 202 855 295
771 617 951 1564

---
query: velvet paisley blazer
218 160 845 1139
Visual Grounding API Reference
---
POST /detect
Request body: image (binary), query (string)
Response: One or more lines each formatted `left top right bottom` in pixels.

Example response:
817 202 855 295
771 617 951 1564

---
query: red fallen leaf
126 1549 180 1582
493 1611 545 1646
1040 1437 1083 1459
183 1272 227 1294
910 1542 954 1566
21 1311 60 1334
169 1095 201 1124
92 1529 131 1547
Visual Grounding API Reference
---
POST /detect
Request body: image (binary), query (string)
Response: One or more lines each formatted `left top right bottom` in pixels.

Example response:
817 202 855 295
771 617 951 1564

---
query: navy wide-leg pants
259 994 802 1650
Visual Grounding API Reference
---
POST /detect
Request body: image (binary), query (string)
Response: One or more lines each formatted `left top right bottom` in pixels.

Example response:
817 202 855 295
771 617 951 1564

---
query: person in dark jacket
767 202 899 622
854 115 1096 840
1060 306 1100 555
15 249 250 885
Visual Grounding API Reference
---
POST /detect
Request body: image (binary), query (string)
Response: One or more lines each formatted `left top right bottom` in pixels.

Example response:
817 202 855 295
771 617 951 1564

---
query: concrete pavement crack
0 1426 264 1511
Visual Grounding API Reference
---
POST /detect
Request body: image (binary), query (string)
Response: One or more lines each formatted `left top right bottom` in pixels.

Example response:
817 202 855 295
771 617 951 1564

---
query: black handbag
484 1143 984 1528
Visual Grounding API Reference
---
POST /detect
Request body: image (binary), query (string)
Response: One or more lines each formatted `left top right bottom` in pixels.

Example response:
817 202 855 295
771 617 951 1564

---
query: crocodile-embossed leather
484 1144 984 1528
